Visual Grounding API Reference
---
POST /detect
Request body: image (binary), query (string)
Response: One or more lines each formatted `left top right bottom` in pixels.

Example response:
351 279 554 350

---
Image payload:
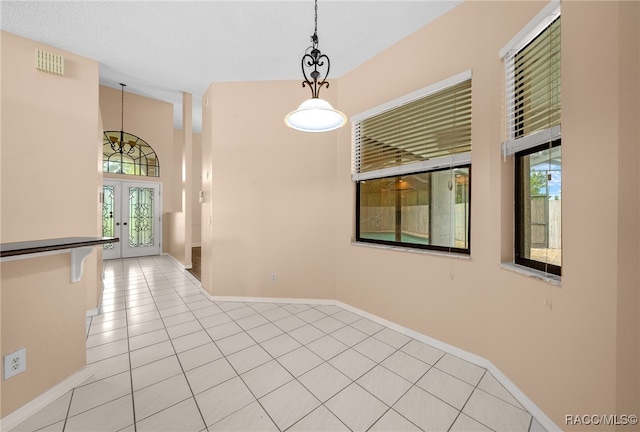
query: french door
102 180 161 259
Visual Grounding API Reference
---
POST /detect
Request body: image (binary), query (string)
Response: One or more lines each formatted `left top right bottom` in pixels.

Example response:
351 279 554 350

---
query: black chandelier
284 0 347 132
107 83 137 154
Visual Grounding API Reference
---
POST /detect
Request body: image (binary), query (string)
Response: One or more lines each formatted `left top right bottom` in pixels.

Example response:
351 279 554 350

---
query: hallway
187 247 201 281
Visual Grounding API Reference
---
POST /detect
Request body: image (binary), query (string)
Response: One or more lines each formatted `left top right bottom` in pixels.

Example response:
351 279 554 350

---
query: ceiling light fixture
284 0 347 133
107 83 137 154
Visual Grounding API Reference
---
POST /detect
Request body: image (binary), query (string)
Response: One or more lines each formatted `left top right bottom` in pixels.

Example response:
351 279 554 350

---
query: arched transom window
103 131 160 177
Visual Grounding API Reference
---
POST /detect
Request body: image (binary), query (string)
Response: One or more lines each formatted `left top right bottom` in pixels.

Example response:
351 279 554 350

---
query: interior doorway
102 180 162 259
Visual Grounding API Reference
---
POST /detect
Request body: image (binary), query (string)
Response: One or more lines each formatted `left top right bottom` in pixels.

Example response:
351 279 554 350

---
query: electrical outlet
3 348 26 380
271 273 277 282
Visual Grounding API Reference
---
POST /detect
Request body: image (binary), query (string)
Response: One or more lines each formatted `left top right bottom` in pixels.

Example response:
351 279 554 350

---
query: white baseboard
198 292 559 431
162 253 192 271
0 368 93 431
85 308 99 318
210 295 334 306
334 300 560 432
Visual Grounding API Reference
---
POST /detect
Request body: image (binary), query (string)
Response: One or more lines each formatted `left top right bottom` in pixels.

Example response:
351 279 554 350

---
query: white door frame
102 179 162 259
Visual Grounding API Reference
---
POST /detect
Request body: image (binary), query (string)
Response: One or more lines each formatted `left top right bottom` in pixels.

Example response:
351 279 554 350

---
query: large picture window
357 167 470 253
352 72 472 254
502 2 561 275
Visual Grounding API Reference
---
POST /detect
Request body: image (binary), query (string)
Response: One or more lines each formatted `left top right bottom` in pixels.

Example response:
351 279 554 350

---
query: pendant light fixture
284 0 347 132
107 83 137 154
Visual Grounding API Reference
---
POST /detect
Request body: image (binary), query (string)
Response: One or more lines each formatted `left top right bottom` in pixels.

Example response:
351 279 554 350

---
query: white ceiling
1 0 462 132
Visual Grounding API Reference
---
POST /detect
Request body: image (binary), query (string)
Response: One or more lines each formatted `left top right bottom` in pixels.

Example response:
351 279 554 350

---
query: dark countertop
0 237 119 258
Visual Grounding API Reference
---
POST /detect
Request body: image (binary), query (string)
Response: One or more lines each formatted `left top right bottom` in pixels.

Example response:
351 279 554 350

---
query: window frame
103 131 160 177
501 0 561 276
355 165 472 254
514 140 561 276
352 71 473 255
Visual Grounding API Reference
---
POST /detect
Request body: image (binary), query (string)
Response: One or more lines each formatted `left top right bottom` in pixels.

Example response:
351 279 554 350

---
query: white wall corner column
183 92 193 268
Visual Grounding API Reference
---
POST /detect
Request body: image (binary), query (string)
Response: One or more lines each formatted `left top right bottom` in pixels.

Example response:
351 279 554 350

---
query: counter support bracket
70 246 95 283
1 237 119 284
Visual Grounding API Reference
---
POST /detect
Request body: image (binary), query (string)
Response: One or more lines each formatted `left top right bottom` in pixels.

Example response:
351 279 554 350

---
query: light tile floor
10 256 547 432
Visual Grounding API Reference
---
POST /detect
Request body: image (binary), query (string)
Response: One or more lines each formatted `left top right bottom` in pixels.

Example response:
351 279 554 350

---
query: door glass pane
129 187 155 248
102 186 115 250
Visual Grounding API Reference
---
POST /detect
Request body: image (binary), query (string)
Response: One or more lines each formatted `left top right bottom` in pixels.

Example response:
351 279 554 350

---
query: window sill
500 262 561 285
351 241 471 260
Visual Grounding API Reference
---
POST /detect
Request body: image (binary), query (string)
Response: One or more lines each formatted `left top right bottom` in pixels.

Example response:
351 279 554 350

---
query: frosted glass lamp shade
284 98 347 132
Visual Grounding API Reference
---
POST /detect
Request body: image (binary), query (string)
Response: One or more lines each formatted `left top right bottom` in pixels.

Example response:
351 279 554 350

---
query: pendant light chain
116 83 131 154
314 0 318 38
120 83 126 132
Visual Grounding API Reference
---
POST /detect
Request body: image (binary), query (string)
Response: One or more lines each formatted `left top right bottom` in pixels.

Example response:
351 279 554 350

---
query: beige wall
201 81 339 299
201 89 213 287
335 1 639 429
166 94 194 267
0 31 100 417
174 124 203 252
91 108 105 311
616 0 640 422
168 129 187 264
99 86 176 254
192 132 202 246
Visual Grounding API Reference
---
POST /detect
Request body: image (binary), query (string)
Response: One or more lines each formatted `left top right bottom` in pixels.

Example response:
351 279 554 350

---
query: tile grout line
270 308 352 432
63 260 106 432
258 306 396 431
261 308 472 432
60 388 74 431
125 258 141 432
360 340 432 432
209 303 312 430
141 261 212 432
447 367 489 432
62 260 128 429
65 259 138 430
190 302 348 430
240 305 406 432
202 301 283 431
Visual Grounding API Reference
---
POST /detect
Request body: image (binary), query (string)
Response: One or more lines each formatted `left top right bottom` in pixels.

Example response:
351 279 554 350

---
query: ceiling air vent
35 49 64 75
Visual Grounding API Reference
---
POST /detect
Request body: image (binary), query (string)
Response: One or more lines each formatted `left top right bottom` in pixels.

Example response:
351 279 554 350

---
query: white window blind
352 72 472 181
502 4 561 156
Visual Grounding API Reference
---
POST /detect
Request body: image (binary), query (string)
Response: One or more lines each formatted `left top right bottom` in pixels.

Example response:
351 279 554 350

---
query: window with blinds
352 73 472 181
512 17 560 138
352 72 472 254
502 4 561 156
501 1 562 277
